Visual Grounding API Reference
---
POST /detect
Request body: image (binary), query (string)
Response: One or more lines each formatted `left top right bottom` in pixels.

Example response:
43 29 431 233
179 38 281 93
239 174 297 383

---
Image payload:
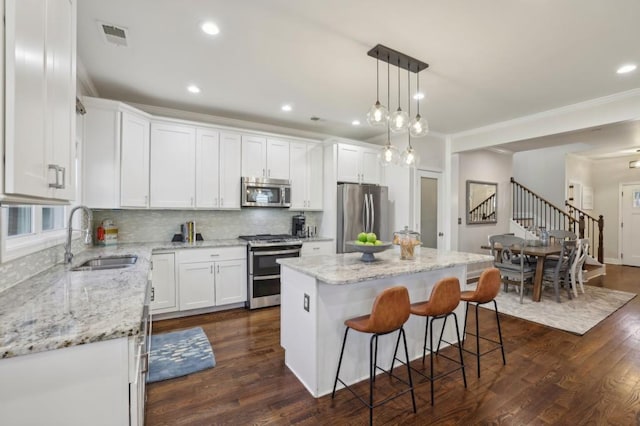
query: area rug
484 285 636 335
147 327 216 383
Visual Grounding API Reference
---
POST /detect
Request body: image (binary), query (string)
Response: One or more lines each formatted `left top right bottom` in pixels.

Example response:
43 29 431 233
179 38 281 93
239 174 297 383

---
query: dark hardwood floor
146 265 640 425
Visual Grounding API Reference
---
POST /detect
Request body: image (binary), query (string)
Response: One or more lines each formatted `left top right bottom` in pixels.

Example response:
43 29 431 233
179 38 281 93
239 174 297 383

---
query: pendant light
378 56 399 166
409 69 429 138
366 50 389 127
401 67 420 168
388 58 409 133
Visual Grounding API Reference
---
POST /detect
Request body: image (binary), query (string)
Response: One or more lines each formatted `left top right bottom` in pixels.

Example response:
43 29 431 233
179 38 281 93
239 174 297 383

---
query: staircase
510 177 606 282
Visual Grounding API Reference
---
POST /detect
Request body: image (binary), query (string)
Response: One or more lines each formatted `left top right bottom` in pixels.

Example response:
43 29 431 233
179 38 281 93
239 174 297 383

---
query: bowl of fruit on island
346 232 393 262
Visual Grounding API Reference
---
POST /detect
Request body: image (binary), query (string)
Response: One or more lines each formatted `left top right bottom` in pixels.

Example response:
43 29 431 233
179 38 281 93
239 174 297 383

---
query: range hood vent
98 22 129 47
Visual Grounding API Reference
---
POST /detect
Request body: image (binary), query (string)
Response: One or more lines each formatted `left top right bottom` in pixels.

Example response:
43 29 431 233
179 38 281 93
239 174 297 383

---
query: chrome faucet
64 205 93 264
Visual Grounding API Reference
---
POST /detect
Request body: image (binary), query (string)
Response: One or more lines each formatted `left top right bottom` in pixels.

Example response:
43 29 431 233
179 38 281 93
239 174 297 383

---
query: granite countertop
0 239 248 360
278 247 494 285
298 236 333 242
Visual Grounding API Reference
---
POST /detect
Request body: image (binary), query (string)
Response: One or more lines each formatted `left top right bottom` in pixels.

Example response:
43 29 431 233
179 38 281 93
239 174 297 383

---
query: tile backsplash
92 209 323 243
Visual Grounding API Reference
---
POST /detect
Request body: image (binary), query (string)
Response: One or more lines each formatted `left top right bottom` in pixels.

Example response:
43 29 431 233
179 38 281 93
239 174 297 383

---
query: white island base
280 259 474 398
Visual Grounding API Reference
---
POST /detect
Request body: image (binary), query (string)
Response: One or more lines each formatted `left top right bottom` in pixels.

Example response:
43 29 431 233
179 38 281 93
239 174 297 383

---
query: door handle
369 194 375 233
438 232 444 237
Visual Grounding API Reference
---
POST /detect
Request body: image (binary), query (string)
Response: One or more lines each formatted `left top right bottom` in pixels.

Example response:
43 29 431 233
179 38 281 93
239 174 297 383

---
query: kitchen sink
71 255 138 271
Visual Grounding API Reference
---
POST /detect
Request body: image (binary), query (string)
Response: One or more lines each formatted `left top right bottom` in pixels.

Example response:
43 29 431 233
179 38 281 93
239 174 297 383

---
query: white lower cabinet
301 240 334 256
150 252 176 312
153 247 246 314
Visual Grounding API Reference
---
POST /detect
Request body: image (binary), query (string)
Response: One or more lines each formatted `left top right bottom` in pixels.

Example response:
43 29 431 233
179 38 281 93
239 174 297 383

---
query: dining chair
547 229 577 244
542 239 578 302
489 235 536 303
570 238 590 296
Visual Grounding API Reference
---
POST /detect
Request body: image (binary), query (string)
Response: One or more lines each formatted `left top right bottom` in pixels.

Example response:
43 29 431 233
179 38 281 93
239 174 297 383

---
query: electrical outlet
303 293 310 312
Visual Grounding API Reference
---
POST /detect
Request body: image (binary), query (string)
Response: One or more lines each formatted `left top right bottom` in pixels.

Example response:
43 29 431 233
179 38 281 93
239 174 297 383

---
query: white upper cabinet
290 141 323 210
218 132 242 209
4 0 77 201
120 111 150 207
150 121 196 208
82 98 150 209
195 128 220 209
337 143 381 185
241 136 290 179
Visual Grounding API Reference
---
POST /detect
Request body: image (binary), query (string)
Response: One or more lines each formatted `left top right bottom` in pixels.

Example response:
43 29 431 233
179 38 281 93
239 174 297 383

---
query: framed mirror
466 180 497 224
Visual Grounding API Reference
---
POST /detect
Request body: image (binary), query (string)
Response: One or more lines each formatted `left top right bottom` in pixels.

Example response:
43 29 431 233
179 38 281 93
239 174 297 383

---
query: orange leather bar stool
332 286 416 426
450 268 506 378
394 277 466 406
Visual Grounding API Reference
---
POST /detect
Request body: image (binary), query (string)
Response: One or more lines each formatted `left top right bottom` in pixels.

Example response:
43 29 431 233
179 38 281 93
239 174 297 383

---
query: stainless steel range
239 234 302 309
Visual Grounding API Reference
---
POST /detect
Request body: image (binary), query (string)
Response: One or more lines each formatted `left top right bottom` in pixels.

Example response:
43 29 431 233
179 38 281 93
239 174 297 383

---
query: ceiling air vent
98 21 129 47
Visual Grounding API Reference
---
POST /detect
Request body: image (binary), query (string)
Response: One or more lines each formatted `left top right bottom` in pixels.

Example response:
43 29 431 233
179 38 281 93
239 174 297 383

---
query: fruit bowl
346 241 393 262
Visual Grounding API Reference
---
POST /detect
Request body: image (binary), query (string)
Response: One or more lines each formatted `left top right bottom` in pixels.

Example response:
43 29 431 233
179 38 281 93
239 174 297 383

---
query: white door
195 128 219 208
241 135 266 178
121 111 150 207
214 259 247 305
178 262 215 310
150 122 196 208
415 170 443 249
621 183 640 266
150 253 176 311
266 139 290 179
218 133 242 209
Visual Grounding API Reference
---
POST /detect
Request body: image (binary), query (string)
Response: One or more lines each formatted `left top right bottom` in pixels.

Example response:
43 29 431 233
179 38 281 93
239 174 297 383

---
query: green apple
355 240 365 245
357 232 368 243
366 232 377 243
374 240 383 246
364 242 374 246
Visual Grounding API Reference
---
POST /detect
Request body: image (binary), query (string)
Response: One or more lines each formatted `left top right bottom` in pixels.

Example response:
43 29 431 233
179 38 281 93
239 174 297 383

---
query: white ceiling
76 0 640 145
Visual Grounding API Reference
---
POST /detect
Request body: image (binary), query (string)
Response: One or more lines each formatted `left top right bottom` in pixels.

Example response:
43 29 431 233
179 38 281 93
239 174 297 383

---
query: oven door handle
252 248 301 256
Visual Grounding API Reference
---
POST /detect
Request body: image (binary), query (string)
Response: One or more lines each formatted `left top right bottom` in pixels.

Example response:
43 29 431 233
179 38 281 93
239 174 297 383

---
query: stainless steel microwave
241 177 291 207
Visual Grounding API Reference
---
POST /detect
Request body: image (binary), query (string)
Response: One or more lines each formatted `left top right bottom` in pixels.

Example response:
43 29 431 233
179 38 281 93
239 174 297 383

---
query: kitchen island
278 248 493 397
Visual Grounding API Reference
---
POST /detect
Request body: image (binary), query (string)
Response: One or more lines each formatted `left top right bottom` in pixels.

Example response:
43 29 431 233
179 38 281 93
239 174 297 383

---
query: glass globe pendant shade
366 101 389 127
378 144 399 166
400 146 420 168
389 108 409 133
409 114 429 137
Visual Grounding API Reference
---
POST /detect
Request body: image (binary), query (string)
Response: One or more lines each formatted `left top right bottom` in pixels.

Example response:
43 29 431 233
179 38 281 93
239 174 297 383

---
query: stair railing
511 178 604 263
565 201 604 263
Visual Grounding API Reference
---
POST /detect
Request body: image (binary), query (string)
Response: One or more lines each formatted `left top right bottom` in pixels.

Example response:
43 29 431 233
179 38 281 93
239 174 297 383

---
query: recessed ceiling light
617 64 637 74
201 21 220 36
413 92 425 100
187 85 201 94
281 104 292 112
352 120 361 126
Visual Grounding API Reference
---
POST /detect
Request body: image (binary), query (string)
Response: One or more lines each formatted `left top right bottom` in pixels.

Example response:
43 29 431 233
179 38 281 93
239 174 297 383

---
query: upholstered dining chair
542 239 578 302
489 234 536 303
570 238 590 296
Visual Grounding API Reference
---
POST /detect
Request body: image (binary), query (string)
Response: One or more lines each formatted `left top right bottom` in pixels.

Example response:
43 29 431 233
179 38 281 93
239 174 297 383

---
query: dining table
481 242 563 302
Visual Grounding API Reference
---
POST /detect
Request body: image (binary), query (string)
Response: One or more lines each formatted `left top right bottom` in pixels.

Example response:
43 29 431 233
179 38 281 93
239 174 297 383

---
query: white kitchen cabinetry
242 135 290 179
121 111 150 207
150 121 196 208
196 129 241 209
0 334 142 426
336 143 381 184
150 252 176 312
82 97 150 209
178 247 247 311
301 240 334 256
4 0 76 201
290 141 323 210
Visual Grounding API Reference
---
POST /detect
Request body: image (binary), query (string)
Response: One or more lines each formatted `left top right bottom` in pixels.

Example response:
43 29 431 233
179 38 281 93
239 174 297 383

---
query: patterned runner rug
148 326 216 383
485 284 636 335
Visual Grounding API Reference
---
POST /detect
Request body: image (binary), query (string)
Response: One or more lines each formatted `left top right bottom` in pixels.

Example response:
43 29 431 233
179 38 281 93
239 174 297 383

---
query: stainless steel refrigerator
337 183 390 253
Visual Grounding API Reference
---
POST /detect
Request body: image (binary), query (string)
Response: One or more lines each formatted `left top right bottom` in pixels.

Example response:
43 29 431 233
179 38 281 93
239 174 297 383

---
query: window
1 205 68 262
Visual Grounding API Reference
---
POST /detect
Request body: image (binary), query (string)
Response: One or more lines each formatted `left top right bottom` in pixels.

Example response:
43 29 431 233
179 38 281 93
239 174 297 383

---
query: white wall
592 154 640 262
457 150 512 254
